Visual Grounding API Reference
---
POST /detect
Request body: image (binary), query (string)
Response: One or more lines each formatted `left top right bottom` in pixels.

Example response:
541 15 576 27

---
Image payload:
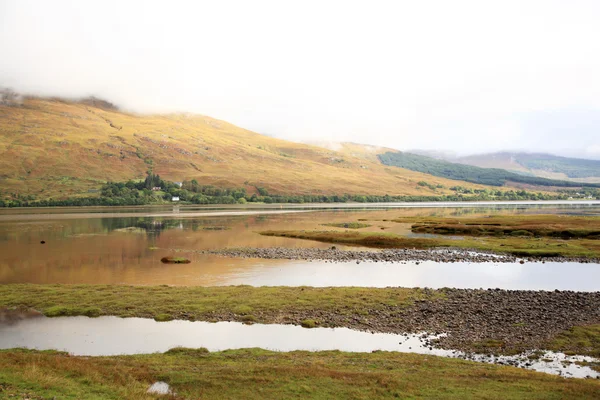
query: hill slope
0 97 483 200
411 150 600 183
456 152 600 183
378 151 600 188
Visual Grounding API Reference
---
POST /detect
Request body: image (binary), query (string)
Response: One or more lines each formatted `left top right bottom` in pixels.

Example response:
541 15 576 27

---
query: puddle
0 316 597 379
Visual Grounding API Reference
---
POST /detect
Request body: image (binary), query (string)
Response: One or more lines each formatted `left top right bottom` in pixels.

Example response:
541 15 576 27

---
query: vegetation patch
300 319 318 328
260 230 441 249
260 227 600 258
546 324 600 358
0 284 440 324
322 222 371 229
403 215 600 240
154 313 174 322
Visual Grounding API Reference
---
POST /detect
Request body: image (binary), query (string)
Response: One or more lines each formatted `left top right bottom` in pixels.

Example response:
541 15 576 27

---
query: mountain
378 151 600 188
411 150 600 184
0 97 484 200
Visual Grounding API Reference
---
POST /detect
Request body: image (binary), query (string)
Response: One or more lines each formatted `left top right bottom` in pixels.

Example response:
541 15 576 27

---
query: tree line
2 174 597 207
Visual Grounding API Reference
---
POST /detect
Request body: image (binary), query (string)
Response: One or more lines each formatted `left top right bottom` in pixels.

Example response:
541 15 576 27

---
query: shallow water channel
1 315 598 379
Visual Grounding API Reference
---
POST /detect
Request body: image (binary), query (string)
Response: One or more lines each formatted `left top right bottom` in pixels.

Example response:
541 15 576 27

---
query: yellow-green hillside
0 97 485 199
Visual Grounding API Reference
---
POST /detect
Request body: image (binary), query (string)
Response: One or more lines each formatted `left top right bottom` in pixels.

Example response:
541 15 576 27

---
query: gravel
203 246 600 264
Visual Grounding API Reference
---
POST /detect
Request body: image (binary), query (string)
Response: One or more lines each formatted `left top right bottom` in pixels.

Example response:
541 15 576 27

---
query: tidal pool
0 315 597 379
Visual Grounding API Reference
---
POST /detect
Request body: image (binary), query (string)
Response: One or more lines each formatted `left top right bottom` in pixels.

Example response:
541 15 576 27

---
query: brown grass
396 214 600 239
0 98 489 199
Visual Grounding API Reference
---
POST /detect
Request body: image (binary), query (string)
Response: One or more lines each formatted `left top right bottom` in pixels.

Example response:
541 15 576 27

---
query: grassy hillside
378 151 600 188
449 152 600 183
0 97 484 200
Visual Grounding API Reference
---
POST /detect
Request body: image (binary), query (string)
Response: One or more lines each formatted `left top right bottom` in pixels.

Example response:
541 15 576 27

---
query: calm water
1 202 600 289
1 314 597 378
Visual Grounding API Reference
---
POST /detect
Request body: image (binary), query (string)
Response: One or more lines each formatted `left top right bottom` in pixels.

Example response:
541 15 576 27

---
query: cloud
1 0 600 156
585 145 600 157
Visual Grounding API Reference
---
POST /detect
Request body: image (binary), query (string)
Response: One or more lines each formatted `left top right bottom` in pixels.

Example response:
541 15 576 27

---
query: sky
1 0 600 158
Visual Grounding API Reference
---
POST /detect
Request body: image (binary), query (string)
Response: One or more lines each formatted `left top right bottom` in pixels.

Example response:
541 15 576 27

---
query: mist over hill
0 96 485 201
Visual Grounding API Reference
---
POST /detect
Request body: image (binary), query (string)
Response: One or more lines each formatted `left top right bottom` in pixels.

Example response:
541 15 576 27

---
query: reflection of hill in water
101 217 234 239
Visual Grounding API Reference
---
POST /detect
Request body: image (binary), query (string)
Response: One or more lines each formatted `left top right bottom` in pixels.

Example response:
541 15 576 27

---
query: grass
398 215 600 240
394 215 600 239
261 230 442 249
301 319 319 328
0 284 440 322
322 222 372 229
154 313 174 322
0 97 485 200
1 348 599 399
259 230 600 258
548 325 600 358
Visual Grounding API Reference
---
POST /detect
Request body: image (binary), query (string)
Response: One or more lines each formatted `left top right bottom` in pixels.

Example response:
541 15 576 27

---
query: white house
172 196 180 202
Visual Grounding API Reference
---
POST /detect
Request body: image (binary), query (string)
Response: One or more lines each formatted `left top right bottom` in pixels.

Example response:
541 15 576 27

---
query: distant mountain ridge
378 151 600 188
410 150 600 183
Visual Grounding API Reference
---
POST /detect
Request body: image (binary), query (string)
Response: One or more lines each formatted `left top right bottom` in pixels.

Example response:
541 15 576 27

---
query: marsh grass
395 215 600 240
1 348 599 399
259 229 600 258
548 325 600 358
0 284 439 321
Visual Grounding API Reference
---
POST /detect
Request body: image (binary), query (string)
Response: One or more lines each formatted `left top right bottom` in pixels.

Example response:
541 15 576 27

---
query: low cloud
1 0 600 157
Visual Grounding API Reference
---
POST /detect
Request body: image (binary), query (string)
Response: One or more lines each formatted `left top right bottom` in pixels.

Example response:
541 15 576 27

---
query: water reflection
222 259 600 291
0 204 599 287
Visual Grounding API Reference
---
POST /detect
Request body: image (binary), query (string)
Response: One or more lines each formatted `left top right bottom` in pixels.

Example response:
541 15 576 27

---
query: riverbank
2 285 599 357
1 348 599 399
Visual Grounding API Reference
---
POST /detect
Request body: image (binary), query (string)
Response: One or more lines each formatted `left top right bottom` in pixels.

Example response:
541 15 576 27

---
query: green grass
259 229 600 258
0 284 439 322
1 348 599 399
548 325 600 358
153 313 174 322
301 319 319 328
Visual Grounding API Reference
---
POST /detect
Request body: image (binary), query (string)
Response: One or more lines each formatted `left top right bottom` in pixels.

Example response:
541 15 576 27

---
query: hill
457 152 600 183
378 151 600 188
412 150 600 183
0 97 485 201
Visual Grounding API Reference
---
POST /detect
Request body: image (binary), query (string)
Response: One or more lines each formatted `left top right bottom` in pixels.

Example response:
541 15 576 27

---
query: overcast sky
1 0 600 157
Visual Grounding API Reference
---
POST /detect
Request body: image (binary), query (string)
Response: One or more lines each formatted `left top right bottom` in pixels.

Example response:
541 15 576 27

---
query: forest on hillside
513 153 600 178
378 152 600 188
